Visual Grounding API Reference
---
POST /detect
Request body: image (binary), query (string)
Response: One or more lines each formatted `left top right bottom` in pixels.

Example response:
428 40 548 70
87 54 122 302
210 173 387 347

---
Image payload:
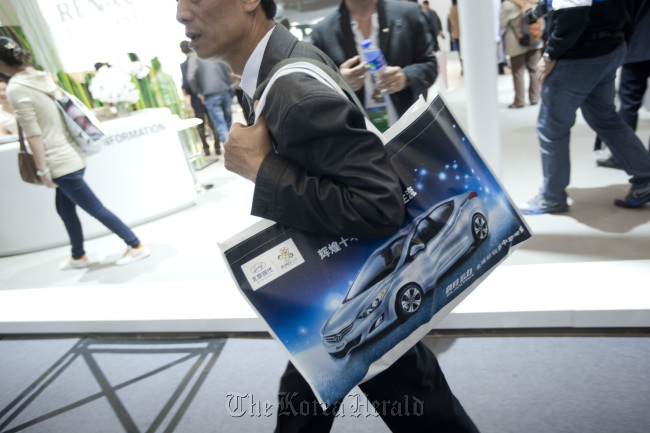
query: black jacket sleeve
395 5 438 106
251 74 405 239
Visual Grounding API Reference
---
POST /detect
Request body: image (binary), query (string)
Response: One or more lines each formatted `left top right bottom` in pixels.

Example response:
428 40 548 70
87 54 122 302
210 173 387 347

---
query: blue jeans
537 43 650 204
54 169 139 259
204 91 232 144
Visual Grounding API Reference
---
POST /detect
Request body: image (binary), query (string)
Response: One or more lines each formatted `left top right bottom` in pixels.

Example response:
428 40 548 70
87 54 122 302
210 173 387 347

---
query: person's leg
509 53 526 108
192 98 211 155
204 93 231 145
274 362 339 433
457 38 463 75
55 185 85 259
54 169 140 248
217 92 232 154
535 62 586 206
359 342 479 433
618 60 650 131
580 68 650 202
220 92 233 130
526 48 542 104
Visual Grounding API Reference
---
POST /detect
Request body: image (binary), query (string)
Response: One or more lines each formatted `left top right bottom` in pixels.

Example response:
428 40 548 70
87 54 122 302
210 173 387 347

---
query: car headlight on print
358 289 387 319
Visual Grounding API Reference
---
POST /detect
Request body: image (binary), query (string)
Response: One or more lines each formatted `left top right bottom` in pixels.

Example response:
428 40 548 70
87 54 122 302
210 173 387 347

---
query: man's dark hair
423 0 430 5
260 0 277 20
180 40 191 54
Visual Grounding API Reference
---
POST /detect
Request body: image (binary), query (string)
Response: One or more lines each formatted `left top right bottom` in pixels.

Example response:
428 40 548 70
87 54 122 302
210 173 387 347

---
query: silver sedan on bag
321 191 489 358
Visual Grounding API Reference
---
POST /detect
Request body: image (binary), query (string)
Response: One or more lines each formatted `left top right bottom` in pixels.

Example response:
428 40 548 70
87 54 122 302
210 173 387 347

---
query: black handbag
17 125 43 185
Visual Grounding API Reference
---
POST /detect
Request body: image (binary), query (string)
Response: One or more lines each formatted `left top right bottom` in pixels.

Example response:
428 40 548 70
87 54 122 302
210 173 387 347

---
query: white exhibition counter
0 108 198 257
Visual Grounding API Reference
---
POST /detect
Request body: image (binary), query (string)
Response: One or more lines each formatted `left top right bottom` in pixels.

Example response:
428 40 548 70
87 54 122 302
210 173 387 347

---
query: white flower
88 60 149 105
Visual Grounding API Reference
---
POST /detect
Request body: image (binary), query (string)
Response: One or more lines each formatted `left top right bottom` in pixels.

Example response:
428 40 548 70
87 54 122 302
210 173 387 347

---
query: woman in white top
0 37 150 268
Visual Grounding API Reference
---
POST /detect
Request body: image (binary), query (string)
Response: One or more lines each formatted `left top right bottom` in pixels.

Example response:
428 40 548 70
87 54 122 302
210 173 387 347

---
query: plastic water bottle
361 39 386 82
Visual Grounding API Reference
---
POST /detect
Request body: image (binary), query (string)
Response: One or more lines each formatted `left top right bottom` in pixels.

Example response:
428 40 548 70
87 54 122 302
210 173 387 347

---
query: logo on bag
241 238 305 291
251 262 266 274
277 247 294 261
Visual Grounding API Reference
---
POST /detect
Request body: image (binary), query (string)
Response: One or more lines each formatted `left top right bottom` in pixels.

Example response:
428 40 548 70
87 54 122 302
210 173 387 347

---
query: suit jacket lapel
377 0 391 62
338 4 360 62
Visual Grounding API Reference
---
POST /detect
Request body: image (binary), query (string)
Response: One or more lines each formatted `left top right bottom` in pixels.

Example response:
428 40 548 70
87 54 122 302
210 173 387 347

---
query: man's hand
340 56 367 91
377 66 408 94
223 105 272 183
536 57 557 83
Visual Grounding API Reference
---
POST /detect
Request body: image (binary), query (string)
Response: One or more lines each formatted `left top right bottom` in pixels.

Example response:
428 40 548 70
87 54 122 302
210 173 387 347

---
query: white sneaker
115 244 151 265
59 254 90 270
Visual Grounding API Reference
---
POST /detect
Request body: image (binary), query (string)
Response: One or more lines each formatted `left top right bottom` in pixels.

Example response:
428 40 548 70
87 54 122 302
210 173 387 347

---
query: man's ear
242 0 262 13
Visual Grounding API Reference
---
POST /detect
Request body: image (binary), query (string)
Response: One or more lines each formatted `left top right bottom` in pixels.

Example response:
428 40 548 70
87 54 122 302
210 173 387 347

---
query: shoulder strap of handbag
17 124 28 152
251 57 382 139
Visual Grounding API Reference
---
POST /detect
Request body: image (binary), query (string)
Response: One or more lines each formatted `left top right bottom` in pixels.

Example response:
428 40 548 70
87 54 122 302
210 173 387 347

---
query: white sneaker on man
59 254 90 270
115 244 151 266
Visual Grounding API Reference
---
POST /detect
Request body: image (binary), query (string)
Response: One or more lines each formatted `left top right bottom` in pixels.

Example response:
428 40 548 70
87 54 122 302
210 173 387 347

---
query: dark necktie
242 92 255 126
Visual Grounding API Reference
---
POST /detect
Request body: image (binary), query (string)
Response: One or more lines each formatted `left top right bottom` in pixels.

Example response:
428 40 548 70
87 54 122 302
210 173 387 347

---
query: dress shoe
596 157 622 170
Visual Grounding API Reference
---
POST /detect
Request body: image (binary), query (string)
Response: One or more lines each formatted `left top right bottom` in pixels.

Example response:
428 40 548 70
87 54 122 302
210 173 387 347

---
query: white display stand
0 108 197 256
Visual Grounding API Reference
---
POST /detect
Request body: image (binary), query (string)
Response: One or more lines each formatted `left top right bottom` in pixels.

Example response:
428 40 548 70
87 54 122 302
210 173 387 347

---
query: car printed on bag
320 191 489 358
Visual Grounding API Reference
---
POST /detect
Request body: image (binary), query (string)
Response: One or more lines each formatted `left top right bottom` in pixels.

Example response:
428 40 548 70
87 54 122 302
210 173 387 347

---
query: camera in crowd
523 0 550 24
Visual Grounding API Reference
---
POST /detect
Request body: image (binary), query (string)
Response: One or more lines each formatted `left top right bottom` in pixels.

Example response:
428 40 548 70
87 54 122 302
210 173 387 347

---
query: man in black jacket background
522 0 650 214
179 40 212 156
310 0 437 130
597 0 650 169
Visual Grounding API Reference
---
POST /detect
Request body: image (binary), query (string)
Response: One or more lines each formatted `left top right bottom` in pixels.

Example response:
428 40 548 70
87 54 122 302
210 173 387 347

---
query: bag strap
17 124 28 152
252 57 366 123
251 57 383 138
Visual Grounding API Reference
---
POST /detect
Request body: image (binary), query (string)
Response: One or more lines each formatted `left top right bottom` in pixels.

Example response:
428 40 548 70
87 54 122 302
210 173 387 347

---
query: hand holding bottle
361 39 408 95
376 66 408 94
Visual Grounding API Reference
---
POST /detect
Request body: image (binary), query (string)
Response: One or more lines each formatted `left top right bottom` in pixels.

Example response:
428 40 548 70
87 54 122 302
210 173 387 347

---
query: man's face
176 0 243 61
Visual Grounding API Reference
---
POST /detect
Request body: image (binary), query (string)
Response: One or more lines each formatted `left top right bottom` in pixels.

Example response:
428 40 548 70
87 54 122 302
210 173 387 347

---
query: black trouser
274 341 480 433
191 96 210 152
618 59 650 140
599 59 650 159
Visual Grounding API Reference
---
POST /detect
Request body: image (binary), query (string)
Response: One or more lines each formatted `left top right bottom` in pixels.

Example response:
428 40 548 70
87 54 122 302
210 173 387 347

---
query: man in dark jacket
186 52 234 155
597 0 650 168
310 0 437 131
176 0 479 432
422 0 444 52
179 40 212 156
522 0 650 214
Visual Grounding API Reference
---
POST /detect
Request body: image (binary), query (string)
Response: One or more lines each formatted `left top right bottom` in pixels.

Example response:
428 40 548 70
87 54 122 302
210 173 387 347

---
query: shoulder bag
17 125 43 185
51 87 107 155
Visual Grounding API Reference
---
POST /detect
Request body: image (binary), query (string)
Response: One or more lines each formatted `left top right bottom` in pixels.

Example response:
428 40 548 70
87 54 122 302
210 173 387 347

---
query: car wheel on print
471 212 489 244
396 283 424 320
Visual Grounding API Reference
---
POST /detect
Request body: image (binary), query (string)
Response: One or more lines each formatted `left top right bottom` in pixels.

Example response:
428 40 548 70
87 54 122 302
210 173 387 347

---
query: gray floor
1 335 649 433
1 54 650 432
